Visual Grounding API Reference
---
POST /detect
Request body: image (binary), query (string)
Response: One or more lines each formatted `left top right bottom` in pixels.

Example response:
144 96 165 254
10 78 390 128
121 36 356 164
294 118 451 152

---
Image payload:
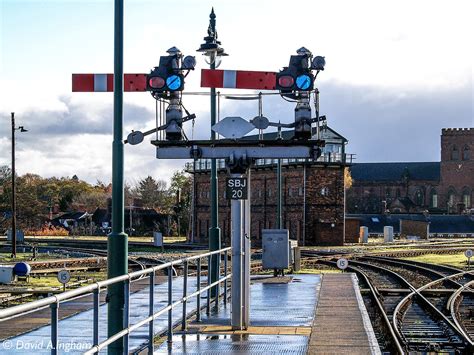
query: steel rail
448 280 474 343
392 269 474 349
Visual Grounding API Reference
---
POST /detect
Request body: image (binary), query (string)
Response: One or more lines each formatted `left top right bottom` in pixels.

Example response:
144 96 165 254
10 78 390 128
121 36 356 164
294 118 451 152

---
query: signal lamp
148 77 165 89
278 75 294 88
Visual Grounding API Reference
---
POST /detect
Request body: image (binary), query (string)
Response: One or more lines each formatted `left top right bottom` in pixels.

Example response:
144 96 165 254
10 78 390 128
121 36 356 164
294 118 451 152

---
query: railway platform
0 272 380 354
154 273 380 354
308 273 380 355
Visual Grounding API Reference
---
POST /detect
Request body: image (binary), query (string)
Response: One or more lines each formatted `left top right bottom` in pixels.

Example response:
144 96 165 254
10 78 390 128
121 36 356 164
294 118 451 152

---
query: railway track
303 250 474 353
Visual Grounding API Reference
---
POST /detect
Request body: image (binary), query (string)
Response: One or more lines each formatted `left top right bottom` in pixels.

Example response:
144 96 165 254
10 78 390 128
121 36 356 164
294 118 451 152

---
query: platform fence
0 247 231 354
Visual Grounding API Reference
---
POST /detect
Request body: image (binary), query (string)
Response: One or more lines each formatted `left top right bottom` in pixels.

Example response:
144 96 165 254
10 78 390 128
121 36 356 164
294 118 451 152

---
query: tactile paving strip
154 334 308 354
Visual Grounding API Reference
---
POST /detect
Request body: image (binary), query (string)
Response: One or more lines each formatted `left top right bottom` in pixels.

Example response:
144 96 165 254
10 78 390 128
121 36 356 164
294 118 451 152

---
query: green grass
25 235 188 243
401 253 470 269
0 252 58 263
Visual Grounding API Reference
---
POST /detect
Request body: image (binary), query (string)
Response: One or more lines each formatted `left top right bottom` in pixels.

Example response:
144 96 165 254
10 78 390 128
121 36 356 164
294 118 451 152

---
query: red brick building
347 128 473 214
188 126 351 246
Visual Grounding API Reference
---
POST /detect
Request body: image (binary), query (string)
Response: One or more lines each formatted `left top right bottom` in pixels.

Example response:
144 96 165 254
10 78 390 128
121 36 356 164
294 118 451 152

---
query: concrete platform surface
155 274 321 354
307 273 381 355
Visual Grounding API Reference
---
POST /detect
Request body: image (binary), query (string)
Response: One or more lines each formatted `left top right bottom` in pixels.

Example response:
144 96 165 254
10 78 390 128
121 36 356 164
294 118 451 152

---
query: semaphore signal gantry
72 44 327 331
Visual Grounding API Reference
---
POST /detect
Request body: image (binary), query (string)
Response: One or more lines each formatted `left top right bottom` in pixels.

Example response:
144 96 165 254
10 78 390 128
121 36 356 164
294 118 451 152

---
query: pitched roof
243 125 347 142
350 162 440 182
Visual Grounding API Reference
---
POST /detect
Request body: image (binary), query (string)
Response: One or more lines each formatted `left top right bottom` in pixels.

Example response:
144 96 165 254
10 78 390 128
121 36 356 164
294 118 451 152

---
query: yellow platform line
201 325 311 336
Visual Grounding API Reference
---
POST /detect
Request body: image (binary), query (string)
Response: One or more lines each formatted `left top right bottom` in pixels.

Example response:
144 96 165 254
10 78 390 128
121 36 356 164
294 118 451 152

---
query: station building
347 128 474 215
187 124 352 246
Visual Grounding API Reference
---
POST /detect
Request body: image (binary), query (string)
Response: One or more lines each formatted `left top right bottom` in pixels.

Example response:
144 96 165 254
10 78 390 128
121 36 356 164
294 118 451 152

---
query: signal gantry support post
108 0 128 353
198 8 227 298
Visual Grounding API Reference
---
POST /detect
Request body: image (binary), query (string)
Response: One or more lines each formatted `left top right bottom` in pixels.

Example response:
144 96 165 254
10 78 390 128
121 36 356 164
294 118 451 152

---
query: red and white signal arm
201 69 277 90
72 73 147 92
72 69 279 92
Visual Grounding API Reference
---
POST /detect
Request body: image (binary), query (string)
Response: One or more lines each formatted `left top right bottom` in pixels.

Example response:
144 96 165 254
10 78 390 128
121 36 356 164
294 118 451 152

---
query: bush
25 225 69 236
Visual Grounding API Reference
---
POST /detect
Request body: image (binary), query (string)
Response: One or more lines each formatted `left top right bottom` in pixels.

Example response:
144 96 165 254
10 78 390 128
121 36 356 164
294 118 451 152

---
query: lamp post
10 112 27 259
197 8 228 297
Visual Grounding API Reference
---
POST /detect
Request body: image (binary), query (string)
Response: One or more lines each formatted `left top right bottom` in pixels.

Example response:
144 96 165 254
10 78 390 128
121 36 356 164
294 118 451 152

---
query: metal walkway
307 273 381 355
155 274 321 354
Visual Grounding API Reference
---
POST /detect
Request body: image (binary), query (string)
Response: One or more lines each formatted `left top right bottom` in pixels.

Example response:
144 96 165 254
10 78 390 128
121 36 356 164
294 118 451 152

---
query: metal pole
148 272 155 353
206 255 211 315
208 10 221 298
223 249 228 305
107 1 128 353
123 281 130 353
243 170 251 328
11 112 16 258
167 266 173 343
181 261 188 331
50 302 58 355
302 163 306 246
93 289 100 347
196 258 201 322
231 174 244 329
277 159 282 229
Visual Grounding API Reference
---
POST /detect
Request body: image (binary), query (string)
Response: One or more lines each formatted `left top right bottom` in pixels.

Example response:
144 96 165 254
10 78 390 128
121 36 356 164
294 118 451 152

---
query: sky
0 0 473 185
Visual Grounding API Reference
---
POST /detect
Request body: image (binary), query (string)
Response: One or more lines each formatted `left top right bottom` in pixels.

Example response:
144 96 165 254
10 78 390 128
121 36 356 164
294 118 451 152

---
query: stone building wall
440 128 474 212
193 163 346 246
400 219 429 239
347 128 473 214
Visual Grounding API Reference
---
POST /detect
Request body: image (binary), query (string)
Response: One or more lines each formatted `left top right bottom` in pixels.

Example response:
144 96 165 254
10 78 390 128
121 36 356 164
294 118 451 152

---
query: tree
170 170 192 237
134 176 171 210
344 167 353 190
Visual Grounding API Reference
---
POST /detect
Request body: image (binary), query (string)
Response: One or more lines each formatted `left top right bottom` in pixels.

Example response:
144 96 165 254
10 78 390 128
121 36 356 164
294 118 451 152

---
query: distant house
51 211 91 230
92 206 169 235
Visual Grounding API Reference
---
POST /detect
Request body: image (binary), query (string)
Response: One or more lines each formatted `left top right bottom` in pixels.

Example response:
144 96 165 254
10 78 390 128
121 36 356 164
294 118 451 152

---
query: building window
463 188 471 208
288 187 293 197
267 188 272 197
451 145 459 160
385 188 391 198
448 188 456 208
463 146 470 160
414 189 424 206
298 187 304 196
321 187 329 196
396 188 401 198
430 189 438 208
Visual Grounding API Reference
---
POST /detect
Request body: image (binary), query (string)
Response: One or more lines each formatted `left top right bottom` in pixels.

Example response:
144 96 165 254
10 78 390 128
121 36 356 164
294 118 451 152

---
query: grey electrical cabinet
262 229 290 269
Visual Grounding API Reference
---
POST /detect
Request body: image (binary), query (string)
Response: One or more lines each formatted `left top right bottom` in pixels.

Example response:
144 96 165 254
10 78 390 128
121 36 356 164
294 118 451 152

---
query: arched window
430 189 438 208
447 187 456 207
451 145 459 160
414 189 424 205
463 187 471 208
463 146 470 161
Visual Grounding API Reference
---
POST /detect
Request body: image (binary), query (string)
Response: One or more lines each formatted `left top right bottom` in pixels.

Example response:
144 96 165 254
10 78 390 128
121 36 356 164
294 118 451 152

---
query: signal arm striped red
72 74 147 92
201 69 277 90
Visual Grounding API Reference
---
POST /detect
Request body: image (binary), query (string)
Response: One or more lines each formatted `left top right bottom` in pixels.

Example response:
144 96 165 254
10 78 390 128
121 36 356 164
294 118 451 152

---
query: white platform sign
337 258 349 270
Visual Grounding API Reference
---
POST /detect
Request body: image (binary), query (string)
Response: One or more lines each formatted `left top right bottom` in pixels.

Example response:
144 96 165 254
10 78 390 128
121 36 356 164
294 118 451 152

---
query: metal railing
186 153 355 172
0 247 231 354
